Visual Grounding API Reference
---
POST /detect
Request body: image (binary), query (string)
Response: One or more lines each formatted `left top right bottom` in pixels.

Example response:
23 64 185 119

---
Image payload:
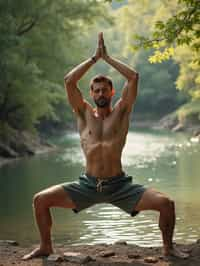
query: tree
0 0 107 134
104 1 186 117
111 0 200 63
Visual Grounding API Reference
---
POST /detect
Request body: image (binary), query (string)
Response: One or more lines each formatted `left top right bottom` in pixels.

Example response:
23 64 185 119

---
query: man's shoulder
73 101 95 127
113 98 129 115
73 100 93 116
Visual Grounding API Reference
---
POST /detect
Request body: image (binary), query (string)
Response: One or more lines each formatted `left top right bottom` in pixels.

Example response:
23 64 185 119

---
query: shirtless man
23 32 188 260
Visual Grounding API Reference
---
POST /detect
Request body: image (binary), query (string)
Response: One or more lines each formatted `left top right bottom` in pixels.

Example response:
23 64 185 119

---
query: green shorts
62 172 146 217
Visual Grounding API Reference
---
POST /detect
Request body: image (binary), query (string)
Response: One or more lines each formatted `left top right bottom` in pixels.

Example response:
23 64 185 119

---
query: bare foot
164 246 189 259
22 247 53 260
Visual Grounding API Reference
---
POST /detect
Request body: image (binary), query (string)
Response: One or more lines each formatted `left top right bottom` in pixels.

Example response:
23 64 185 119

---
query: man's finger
101 32 105 46
98 33 101 46
98 32 104 47
99 32 103 39
98 32 103 47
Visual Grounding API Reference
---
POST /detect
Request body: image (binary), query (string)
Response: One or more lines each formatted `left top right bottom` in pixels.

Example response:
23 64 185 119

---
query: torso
76 102 130 179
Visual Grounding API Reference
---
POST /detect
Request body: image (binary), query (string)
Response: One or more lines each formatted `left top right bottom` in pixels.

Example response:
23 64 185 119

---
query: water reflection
78 205 161 246
0 129 200 246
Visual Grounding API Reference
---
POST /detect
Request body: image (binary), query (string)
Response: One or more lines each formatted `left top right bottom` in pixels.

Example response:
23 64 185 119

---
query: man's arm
64 34 101 114
64 58 95 114
100 33 138 113
106 56 139 113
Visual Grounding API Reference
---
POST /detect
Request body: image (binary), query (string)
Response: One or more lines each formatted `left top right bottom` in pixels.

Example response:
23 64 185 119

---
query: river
0 128 199 247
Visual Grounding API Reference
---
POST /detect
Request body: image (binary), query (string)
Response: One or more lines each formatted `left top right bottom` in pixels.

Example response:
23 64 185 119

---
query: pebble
144 256 159 263
0 240 19 246
128 253 141 259
99 250 115 257
47 254 63 262
64 252 94 264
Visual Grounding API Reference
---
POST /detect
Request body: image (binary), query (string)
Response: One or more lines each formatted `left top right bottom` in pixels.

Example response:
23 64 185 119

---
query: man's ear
111 88 115 96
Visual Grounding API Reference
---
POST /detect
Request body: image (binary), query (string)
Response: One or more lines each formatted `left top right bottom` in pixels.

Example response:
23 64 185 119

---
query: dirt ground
0 240 200 266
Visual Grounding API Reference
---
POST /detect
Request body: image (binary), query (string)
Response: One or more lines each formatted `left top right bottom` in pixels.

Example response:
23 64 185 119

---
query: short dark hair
90 74 113 90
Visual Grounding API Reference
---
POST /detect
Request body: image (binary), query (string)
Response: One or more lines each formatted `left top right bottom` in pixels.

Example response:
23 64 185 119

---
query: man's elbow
64 74 75 86
128 72 139 82
64 73 70 83
132 72 139 81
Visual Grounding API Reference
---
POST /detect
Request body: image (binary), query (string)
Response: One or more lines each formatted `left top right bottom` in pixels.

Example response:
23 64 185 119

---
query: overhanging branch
17 16 38 36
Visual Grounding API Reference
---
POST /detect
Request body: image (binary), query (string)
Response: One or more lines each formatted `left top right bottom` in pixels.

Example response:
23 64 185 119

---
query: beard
94 97 111 108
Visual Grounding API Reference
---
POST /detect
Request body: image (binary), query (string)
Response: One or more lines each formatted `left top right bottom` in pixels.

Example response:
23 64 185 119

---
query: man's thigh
134 188 171 212
35 185 76 209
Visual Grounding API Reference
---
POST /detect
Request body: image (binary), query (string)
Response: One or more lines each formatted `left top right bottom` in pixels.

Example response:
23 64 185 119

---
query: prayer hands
93 32 109 61
93 33 101 61
99 32 109 60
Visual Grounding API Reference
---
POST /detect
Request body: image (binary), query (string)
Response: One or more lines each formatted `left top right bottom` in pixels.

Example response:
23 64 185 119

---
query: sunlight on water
122 132 174 167
0 129 200 247
78 205 161 247
60 147 84 164
59 131 176 167
53 130 200 246
58 133 85 164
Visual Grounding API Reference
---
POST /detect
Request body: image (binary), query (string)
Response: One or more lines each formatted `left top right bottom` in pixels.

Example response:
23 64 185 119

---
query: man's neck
94 106 112 119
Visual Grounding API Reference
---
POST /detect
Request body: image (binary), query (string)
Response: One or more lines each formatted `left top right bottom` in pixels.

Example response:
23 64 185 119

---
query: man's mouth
95 97 110 108
98 97 106 103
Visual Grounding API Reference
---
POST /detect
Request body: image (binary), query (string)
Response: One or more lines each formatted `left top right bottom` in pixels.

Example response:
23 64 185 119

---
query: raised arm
100 33 139 113
64 34 102 114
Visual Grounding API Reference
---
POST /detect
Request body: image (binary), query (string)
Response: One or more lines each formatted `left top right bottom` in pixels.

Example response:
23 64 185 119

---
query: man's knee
159 196 175 213
33 191 50 209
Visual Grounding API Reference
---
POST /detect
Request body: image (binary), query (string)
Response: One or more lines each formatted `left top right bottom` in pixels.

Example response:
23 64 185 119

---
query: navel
89 130 92 135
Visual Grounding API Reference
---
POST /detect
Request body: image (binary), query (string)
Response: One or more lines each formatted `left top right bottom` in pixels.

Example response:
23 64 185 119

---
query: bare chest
79 109 129 144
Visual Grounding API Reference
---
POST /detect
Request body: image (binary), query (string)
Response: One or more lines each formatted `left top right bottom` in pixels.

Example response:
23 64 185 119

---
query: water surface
0 129 199 247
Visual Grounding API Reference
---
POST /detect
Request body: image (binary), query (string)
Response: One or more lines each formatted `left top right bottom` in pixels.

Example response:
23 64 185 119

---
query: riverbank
133 116 200 136
0 129 58 168
0 240 200 266
152 113 200 137
1 114 199 169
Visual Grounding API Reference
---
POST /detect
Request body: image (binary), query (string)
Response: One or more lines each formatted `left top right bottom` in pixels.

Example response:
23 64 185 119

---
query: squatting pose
23 33 188 260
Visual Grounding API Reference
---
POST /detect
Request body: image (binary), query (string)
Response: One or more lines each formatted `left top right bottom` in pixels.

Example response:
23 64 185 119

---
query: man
23 33 188 260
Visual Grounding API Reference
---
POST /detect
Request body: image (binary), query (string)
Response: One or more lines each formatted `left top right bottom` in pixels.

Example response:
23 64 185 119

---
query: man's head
90 74 115 108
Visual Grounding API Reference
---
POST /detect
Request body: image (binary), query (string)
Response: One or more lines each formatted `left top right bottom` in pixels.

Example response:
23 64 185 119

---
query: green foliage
1 0 198 134
173 44 200 100
0 0 107 133
115 0 199 120
132 0 200 64
105 1 187 117
0 122 17 143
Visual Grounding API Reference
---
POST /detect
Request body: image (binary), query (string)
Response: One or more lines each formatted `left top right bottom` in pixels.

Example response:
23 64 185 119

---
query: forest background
0 0 199 147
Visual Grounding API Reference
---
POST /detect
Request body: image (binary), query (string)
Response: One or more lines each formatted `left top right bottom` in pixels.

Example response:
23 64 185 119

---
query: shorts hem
129 187 146 217
72 208 79 214
131 210 139 217
61 185 83 213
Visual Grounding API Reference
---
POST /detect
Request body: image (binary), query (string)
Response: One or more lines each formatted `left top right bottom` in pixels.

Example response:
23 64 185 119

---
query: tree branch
17 16 38 36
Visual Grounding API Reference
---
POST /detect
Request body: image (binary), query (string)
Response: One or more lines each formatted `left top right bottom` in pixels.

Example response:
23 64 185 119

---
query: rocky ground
0 240 200 266
0 130 58 168
153 114 200 136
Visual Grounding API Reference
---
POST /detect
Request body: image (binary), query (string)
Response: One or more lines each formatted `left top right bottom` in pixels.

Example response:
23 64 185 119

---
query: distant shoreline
1 117 199 169
0 133 58 168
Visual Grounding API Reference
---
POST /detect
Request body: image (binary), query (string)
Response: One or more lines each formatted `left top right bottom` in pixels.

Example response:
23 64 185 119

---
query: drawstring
96 179 103 192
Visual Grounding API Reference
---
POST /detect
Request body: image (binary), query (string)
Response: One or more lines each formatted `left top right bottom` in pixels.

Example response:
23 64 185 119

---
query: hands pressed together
93 32 109 62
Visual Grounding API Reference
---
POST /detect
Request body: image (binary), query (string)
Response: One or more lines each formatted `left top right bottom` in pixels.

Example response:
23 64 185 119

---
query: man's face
91 81 113 108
